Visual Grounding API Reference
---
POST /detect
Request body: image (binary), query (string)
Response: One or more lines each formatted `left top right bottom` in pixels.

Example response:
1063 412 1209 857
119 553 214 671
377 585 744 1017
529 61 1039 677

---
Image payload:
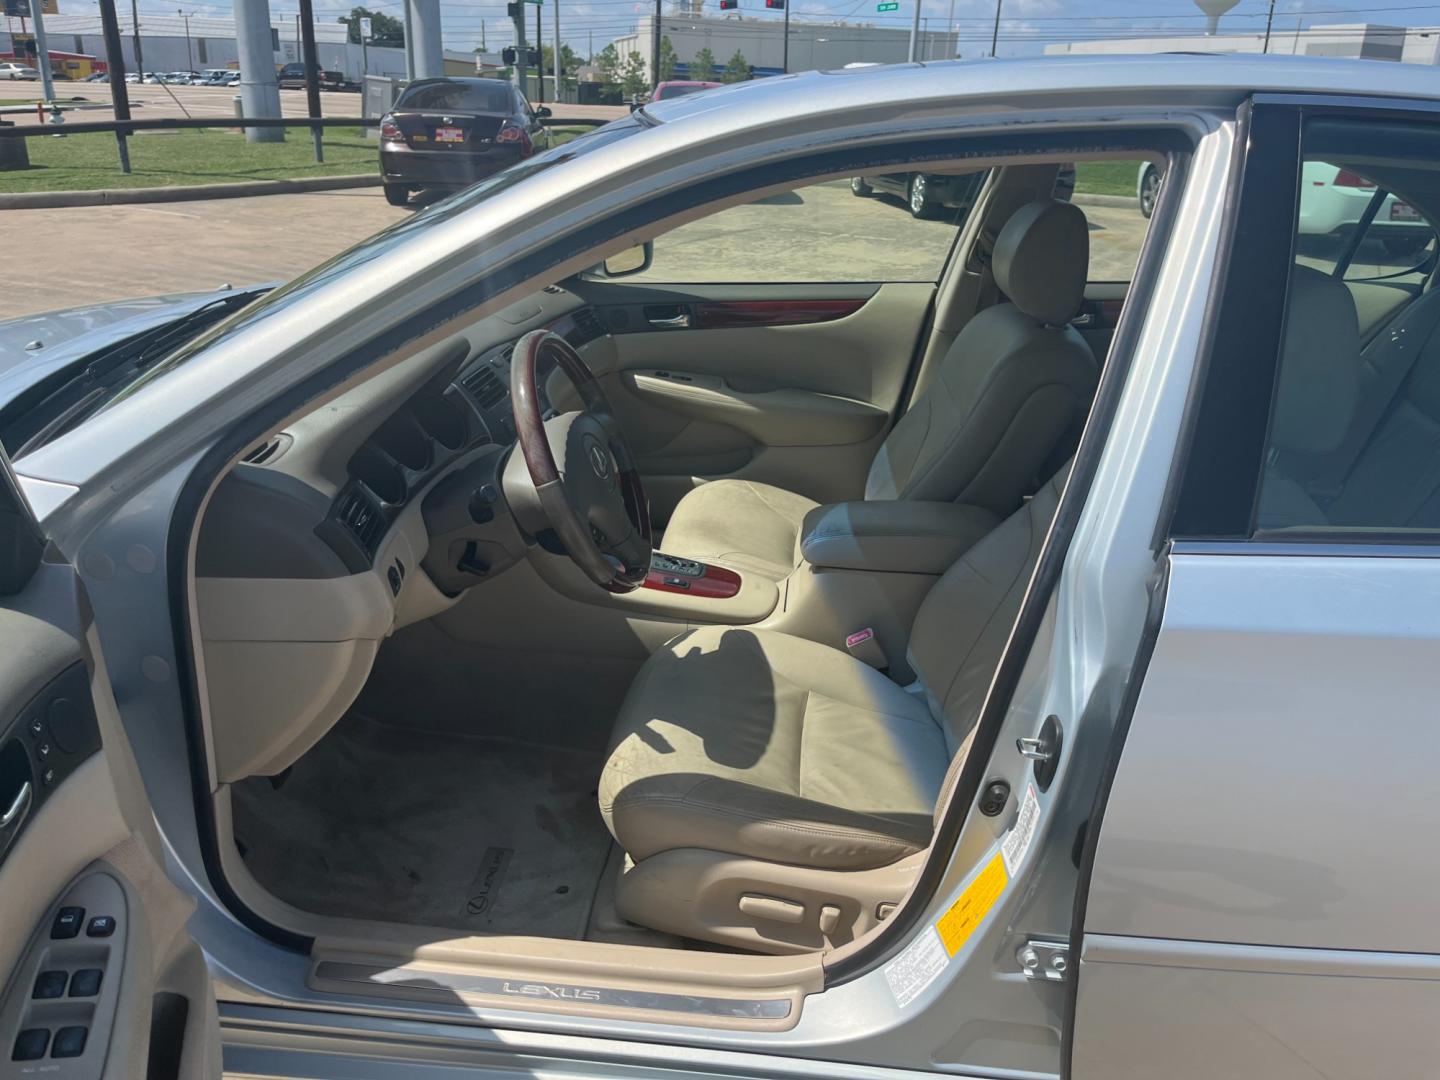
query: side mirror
535 105 552 119
599 241 653 278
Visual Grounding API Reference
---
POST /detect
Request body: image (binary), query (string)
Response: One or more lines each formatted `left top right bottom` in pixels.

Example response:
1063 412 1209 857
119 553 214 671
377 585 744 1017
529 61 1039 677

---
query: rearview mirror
535 105 552 119
599 241 653 278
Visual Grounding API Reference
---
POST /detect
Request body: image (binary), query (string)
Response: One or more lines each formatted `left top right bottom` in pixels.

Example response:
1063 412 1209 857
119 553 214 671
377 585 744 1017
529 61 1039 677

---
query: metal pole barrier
97 0 133 172
298 0 324 163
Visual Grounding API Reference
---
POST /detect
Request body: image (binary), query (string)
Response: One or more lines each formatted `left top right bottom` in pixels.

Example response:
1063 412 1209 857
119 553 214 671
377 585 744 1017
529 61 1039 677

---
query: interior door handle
648 313 691 329
0 780 31 829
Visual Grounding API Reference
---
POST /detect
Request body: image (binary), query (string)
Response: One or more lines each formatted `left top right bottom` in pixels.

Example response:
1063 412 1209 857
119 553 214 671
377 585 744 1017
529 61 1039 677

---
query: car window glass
1073 159 1155 284
624 174 988 285
396 81 514 112
1255 116 1440 536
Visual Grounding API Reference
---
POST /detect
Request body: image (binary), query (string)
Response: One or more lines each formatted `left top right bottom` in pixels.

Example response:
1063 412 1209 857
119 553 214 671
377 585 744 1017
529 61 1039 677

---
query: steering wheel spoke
511 330 652 593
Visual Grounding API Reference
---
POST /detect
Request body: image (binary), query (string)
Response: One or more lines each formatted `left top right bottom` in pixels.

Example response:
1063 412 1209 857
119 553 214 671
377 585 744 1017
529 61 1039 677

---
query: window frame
1168 93 1440 548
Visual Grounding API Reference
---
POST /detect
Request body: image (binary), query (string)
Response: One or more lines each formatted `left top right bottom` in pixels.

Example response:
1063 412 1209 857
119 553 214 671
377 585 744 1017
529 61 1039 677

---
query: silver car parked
0 54 1438 1080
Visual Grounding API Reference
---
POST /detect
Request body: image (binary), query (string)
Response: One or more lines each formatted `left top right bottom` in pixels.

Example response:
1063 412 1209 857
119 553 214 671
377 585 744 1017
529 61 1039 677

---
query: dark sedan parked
379 77 551 206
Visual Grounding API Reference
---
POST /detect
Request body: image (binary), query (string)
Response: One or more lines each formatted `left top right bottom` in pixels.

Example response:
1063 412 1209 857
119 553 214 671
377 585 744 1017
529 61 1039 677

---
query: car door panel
0 471 220 1078
564 280 933 522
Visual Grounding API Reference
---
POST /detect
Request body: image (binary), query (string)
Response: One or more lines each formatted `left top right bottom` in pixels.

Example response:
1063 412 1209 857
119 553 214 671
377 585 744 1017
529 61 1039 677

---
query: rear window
656 84 708 100
397 82 514 113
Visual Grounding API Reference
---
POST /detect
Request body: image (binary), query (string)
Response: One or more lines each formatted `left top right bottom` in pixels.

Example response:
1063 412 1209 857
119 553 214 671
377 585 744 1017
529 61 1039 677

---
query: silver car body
2 54 1439 1079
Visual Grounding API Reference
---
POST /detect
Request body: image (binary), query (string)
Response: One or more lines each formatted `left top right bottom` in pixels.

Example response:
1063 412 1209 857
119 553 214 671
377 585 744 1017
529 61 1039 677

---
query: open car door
0 452 220 1078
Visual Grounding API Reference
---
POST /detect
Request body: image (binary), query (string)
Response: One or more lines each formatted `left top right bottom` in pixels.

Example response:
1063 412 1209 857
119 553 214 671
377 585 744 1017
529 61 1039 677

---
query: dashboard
315 304 608 574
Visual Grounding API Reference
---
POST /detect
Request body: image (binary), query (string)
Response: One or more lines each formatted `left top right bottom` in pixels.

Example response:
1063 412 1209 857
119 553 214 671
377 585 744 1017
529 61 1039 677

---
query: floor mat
231 715 612 939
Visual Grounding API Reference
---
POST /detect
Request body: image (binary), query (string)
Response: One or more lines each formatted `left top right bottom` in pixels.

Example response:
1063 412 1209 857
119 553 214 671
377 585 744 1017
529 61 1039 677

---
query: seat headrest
1271 265 1361 455
993 199 1089 327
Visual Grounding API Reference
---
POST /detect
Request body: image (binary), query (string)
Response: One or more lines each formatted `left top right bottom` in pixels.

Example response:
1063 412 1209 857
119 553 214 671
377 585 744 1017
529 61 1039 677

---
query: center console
644 553 742 599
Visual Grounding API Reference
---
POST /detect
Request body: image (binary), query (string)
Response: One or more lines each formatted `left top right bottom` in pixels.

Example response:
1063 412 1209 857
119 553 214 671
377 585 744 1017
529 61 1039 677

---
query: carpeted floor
231 714 613 939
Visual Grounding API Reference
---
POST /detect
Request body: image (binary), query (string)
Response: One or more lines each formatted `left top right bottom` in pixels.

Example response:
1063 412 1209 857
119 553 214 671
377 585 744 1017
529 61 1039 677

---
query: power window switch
50 906 84 939
69 969 103 997
51 1026 87 1059
87 915 116 937
12 1029 49 1061
32 969 67 999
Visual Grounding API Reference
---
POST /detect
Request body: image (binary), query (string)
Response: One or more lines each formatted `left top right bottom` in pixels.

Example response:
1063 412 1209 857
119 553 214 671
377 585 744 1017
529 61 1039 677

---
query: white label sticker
884 925 949 1009
1001 782 1041 877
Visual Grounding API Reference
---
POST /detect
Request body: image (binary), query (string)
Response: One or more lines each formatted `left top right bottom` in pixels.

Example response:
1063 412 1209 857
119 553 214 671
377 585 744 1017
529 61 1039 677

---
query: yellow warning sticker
935 851 1009 957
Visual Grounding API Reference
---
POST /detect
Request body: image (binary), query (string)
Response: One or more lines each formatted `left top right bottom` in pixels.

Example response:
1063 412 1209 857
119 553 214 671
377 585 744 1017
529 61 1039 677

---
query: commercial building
1044 22 1440 66
612 13 958 81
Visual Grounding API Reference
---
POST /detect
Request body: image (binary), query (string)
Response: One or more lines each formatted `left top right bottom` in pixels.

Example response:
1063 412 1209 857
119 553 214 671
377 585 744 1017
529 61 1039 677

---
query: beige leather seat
659 199 1095 579
599 469 1065 952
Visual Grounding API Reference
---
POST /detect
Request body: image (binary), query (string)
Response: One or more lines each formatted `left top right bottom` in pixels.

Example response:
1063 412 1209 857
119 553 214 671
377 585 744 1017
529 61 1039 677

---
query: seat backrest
906 466 1067 756
865 200 1097 518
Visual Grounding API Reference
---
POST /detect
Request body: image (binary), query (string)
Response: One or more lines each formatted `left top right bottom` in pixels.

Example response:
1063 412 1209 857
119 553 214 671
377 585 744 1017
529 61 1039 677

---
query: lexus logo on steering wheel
589 444 611 480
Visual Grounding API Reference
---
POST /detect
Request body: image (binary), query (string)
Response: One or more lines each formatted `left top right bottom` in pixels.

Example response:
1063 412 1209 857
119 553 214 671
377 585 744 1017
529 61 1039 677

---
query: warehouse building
1044 22 1440 66
612 13 958 81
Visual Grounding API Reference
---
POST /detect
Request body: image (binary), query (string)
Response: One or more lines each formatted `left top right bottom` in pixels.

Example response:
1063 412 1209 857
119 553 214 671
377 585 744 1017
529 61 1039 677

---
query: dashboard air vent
335 487 384 552
571 307 606 345
461 364 508 410
242 433 292 466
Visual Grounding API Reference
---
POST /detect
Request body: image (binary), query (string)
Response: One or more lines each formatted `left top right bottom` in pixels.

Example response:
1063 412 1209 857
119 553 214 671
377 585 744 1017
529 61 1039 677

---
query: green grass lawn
0 126 377 193
1073 161 1141 199
1 123 595 193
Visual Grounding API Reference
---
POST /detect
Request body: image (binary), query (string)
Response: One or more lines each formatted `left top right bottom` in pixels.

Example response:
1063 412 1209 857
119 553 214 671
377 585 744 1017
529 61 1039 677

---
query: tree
721 49 751 83
690 45 716 81
596 42 621 85
657 36 679 83
541 43 582 90
337 6 404 47
620 51 649 98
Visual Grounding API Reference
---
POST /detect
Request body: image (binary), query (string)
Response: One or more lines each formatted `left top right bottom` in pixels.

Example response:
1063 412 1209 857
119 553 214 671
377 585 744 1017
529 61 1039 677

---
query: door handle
648 313 691 329
0 780 31 829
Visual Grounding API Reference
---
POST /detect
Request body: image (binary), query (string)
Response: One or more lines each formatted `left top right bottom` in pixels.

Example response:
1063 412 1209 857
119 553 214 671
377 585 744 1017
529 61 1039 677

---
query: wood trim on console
691 298 868 330
643 562 742 598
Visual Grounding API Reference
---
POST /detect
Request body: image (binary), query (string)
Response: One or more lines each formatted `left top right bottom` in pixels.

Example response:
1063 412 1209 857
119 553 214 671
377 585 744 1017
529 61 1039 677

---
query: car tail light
497 121 533 156
1333 169 1376 189
379 115 402 141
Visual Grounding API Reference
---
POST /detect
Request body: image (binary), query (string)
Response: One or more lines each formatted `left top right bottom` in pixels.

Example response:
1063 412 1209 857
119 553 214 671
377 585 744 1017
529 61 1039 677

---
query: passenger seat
659 199 1098 579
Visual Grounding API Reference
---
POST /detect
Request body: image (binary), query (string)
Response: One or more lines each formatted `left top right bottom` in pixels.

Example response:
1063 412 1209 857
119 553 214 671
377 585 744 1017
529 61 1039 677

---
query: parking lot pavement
1 183 1152 319
11 84 627 129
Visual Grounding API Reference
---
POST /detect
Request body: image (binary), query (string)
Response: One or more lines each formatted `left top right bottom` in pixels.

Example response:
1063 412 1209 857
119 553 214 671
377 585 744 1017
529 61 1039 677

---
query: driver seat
657 199 1095 579
597 467 1065 953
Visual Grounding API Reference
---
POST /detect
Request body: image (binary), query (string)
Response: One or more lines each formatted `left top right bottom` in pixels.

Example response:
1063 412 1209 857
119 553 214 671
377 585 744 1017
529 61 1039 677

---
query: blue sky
47 0 1440 56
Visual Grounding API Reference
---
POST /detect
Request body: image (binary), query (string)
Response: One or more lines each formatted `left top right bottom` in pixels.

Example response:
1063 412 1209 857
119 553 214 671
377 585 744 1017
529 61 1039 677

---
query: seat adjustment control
738 894 805 925
818 904 842 936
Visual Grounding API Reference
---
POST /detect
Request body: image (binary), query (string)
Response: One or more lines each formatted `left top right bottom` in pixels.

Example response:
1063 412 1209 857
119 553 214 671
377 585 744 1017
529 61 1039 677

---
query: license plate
1391 201 1421 221
434 126 464 143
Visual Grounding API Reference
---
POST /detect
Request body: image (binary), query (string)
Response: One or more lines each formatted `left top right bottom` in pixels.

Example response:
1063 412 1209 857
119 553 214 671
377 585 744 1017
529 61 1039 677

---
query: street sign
3 0 32 17
876 2 899 10
524 0 542 6
359 16 372 38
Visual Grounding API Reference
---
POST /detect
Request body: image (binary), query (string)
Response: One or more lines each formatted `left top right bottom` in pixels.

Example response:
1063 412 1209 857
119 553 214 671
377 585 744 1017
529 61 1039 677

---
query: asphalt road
1 182 1154 318
8 83 627 129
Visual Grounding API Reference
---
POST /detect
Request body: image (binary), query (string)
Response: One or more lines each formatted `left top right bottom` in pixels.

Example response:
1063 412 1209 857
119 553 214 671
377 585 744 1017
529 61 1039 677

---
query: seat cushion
599 626 949 871
659 479 818 579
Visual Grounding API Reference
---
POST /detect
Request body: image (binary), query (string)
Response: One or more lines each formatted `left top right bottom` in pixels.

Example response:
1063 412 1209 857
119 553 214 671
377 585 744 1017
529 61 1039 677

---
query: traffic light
502 45 517 64
506 2 521 19
528 47 540 66
765 0 784 8
718 0 737 9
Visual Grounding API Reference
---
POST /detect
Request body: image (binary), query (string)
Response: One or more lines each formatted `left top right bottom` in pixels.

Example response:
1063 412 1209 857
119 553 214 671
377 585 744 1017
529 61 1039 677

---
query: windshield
656 84 709 100
396 81 514 113
94 116 646 414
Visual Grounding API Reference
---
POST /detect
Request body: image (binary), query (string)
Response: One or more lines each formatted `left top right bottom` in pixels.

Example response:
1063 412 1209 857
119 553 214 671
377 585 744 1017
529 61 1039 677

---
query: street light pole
29 0 56 106
1262 0 1276 53
178 10 192 71
129 0 144 80
906 0 920 61
989 0 1002 56
782 0 790 73
553 0 561 101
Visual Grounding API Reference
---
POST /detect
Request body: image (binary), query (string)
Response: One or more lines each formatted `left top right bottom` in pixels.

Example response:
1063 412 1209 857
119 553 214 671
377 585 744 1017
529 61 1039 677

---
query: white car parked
0 62 38 82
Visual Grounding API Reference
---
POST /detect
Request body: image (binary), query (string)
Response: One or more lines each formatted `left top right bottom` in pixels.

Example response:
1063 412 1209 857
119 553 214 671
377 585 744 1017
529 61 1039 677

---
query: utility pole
402 0 415 80
481 19 486 50
906 0 920 61
782 0 789 73
989 0 1002 57
234 0 283 141
553 0 560 101
534 1 543 102
129 0 144 80
1262 0 1276 53
650 0 660 91
945 0 956 58
510 1 528 98
178 10 193 70
97 0 132 171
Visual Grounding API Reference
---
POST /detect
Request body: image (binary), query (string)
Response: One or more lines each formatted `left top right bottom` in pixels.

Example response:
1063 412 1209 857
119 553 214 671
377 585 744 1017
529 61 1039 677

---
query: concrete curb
0 172 381 210
1072 192 1141 210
